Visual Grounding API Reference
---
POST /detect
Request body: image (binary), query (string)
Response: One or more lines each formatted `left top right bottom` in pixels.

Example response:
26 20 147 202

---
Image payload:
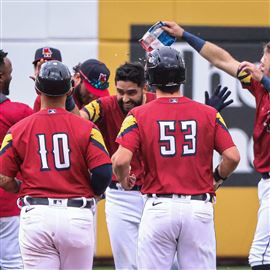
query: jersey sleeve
0 132 20 177
82 99 102 123
237 69 262 97
87 126 111 170
214 112 235 154
115 113 140 153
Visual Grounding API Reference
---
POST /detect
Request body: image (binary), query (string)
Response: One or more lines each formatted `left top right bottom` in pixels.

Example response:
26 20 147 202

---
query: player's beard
118 95 144 115
73 84 83 106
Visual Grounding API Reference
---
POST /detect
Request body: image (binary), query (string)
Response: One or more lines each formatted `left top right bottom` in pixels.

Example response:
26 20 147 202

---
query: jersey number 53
158 120 197 157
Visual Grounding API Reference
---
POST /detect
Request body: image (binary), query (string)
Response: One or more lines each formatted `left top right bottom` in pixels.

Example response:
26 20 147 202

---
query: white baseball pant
105 187 145 269
19 203 95 270
249 177 270 267
138 196 216 270
0 216 23 270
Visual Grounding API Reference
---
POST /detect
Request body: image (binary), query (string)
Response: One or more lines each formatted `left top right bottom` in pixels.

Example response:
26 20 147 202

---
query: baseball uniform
116 96 236 269
83 92 155 269
238 72 270 267
0 108 111 269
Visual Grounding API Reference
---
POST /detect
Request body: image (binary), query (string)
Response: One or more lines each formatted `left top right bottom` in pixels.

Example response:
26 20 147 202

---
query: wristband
182 31 206 52
261 75 270 92
65 95 75 111
213 165 227 182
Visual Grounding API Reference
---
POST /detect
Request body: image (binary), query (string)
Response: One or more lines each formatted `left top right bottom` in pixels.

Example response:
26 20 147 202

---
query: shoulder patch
117 115 138 137
0 132 13 155
237 69 252 85
84 99 102 123
216 112 228 131
90 127 109 154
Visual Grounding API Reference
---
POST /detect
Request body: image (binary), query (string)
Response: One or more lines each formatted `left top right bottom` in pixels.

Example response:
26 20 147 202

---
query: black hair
158 85 180 94
0 50 8 70
73 62 81 74
115 62 145 87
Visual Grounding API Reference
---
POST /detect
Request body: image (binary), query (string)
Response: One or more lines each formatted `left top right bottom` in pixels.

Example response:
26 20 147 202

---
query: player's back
7 108 101 198
132 96 232 195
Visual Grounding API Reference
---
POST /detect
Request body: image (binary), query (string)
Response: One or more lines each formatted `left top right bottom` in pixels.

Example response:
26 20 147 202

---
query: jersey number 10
37 133 71 170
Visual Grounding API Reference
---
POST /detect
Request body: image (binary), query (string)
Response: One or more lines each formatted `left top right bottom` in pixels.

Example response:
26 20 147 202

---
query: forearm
218 147 240 178
181 30 239 77
200 42 239 77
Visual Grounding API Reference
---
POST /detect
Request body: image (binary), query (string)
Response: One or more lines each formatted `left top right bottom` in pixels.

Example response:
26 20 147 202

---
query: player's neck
40 95 66 109
156 89 183 98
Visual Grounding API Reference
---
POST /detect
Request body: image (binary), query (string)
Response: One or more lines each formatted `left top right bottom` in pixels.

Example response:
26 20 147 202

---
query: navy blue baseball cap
79 59 110 97
33 47 62 64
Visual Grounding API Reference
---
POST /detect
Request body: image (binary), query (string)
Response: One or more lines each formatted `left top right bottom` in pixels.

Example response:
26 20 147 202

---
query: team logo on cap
98 73 107 83
42 47 53 58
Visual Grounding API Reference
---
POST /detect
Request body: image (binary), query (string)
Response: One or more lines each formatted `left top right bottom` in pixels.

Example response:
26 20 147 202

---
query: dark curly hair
72 62 81 74
115 62 145 88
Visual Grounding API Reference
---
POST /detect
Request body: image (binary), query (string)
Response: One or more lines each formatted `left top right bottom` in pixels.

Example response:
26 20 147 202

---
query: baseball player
31 47 62 112
80 62 155 269
72 59 110 109
80 61 234 269
0 60 112 269
162 21 270 270
112 47 240 269
33 58 110 112
0 49 33 270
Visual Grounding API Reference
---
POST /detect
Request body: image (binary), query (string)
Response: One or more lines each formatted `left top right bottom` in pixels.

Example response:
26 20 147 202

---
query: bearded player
80 62 155 269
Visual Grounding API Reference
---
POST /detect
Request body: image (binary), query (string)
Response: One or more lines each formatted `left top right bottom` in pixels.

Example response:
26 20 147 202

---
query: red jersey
0 108 111 198
83 92 156 185
0 95 33 217
116 96 235 195
238 72 270 173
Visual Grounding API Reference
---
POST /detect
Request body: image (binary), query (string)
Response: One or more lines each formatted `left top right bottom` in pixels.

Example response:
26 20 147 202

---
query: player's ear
142 83 148 93
72 72 81 86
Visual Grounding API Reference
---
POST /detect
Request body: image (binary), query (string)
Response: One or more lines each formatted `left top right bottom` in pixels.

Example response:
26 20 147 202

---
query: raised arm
162 21 240 77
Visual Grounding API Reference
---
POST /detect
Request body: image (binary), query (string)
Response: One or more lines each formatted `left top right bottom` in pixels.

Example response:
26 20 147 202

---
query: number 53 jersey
116 96 235 195
0 108 111 198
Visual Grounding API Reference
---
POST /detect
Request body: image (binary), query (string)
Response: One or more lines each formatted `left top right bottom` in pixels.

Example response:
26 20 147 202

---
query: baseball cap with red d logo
33 47 62 65
79 59 110 97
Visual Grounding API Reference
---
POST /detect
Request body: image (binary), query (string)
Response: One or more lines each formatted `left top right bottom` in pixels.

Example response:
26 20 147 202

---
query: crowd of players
0 20 270 270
